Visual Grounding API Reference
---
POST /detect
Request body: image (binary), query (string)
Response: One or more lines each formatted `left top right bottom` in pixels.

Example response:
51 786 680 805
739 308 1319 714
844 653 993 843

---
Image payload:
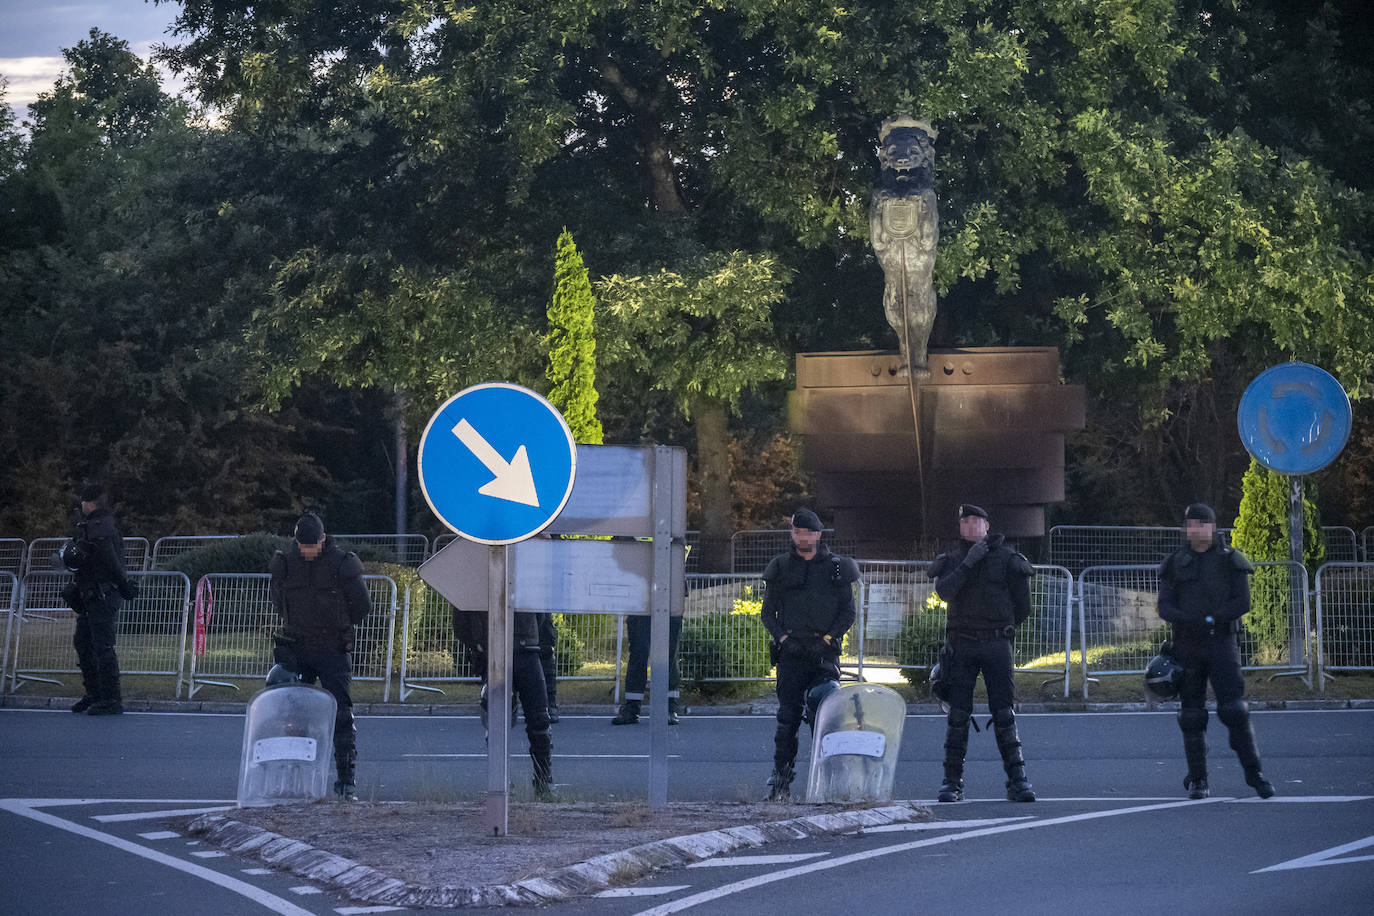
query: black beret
791 507 823 531
294 512 325 544
959 503 988 520
1184 503 1216 524
79 482 106 502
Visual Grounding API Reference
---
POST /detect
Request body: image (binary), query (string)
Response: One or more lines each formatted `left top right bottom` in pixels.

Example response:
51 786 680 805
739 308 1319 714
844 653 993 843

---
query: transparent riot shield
805 684 906 804
237 685 337 807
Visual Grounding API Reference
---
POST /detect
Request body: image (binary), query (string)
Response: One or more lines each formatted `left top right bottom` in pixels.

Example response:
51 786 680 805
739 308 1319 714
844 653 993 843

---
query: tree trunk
693 396 732 572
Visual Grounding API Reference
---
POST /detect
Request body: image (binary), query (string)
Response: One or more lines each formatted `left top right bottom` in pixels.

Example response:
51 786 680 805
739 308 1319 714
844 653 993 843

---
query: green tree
1229 458 1325 664
545 228 603 445
596 252 789 569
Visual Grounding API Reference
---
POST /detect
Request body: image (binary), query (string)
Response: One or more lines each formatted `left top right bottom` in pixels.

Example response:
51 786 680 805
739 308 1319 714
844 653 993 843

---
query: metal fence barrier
5 571 191 695
151 535 243 569
0 539 24 577
729 530 863 575
331 534 430 567
397 580 626 700
852 561 1074 696
681 574 772 683
25 536 151 575
1361 528 1373 563
1074 561 1311 698
0 572 17 692
183 573 397 699
1051 525 1359 573
1314 562 1374 690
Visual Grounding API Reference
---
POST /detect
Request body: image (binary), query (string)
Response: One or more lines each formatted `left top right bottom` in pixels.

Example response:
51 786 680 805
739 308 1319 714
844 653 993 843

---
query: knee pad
1217 699 1249 728
1178 707 1208 733
992 707 1016 729
947 706 972 729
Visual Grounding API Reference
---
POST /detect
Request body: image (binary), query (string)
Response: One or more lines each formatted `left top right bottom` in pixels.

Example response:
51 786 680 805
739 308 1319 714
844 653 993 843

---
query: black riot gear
62 504 136 715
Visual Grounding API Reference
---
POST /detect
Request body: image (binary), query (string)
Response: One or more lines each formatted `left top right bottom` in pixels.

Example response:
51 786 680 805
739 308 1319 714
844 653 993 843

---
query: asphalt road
1 708 1371 915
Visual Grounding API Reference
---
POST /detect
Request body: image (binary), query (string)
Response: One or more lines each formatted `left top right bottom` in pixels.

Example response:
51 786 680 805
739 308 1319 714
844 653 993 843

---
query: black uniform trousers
479 647 553 784
622 615 682 699
73 586 122 702
286 642 357 781
1174 631 1245 710
945 634 1016 714
773 650 836 770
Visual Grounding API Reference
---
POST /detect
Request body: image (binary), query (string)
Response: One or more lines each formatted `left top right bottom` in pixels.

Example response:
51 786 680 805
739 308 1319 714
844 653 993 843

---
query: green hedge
896 611 946 687
680 611 772 683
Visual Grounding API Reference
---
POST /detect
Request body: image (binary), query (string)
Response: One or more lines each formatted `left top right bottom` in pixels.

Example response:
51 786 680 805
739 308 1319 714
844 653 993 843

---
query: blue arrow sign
418 383 577 544
1237 362 1352 475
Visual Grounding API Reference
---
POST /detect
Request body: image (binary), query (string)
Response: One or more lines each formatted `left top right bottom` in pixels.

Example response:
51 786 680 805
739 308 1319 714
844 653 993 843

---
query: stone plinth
788 348 1085 544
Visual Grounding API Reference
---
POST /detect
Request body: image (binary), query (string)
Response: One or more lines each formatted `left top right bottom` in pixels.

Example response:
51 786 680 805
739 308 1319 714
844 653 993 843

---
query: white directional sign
417 383 577 545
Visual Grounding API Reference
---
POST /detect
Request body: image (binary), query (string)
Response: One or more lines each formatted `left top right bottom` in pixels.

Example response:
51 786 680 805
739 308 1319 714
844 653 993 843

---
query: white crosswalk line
688 853 827 868
289 886 322 895
596 886 692 898
136 831 181 840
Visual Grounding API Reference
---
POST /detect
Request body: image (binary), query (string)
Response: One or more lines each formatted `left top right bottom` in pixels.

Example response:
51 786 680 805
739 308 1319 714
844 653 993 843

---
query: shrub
163 533 287 585
552 614 586 676
680 595 772 685
896 609 946 687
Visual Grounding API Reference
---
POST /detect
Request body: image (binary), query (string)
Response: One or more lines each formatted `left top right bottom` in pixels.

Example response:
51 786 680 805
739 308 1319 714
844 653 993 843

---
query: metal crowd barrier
25 536 151 575
0 572 17 692
0 539 24 577
331 534 430 567
397 580 625 700
728 530 862 576
1313 562 1374 690
182 573 397 700
1361 527 1373 563
1074 561 1311 698
681 574 772 684
1051 525 1359 573
150 535 241 569
5 571 191 695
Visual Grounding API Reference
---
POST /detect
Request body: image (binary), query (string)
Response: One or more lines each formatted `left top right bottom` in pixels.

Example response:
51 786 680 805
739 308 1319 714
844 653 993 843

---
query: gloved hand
782 636 811 661
118 579 140 601
962 538 991 567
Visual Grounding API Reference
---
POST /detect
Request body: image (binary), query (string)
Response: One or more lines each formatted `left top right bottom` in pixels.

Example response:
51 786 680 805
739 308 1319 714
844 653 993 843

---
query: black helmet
265 664 301 687
1145 649 1184 700
59 539 89 571
929 660 951 704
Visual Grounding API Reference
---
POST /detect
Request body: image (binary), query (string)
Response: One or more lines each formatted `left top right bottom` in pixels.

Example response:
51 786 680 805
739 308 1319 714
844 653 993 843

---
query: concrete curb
4 695 1372 714
189 802 930 908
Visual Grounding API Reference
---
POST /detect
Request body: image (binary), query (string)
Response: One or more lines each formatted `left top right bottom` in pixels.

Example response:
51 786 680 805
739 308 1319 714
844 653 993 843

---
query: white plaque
252 736 318 763
819 730 886 759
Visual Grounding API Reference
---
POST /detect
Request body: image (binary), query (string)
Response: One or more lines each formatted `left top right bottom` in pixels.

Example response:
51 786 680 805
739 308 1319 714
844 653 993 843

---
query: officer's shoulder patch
762 555 785 582
833 555 860 583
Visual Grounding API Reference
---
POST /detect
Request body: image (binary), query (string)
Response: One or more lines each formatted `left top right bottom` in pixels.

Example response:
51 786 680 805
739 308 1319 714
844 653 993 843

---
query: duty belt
948 626 1015 641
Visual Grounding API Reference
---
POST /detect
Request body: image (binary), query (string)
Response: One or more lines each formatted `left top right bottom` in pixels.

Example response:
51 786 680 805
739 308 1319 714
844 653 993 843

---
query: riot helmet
265 664 302 687
59 538 89 571
1145 648 1184 700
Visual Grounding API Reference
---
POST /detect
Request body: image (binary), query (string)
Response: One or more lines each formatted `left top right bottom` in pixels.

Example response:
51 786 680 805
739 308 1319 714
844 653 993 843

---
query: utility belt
286 625 353 649
1173 619 1239 639
948 626 1015 642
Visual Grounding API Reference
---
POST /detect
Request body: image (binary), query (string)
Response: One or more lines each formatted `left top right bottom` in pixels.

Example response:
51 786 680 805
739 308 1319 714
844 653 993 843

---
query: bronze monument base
788 348 1084 550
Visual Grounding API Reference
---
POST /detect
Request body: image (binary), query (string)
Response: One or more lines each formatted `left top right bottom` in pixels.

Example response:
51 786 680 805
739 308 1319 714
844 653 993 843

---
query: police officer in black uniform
928 504 1036 803
610 613 684 726
538 614 560 722
760 507 859 800
61 483 138 715
452 607 555 798
1158 503 1275 800
268 513 371 801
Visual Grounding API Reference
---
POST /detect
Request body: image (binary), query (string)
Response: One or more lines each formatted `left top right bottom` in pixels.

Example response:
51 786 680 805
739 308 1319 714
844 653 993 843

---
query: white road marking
243 868 274 875
0 799 316 916
688 853 827 868
94 805 234 822
1252 835 1374 873
596 886 693 898
137 830 181 840
632 798 1227 915
913 796 1178 804
1228 796 1372 804
403 753 683 759
867 817 1034 833
290 885 323 895
334 907 406 914
191 850 227 858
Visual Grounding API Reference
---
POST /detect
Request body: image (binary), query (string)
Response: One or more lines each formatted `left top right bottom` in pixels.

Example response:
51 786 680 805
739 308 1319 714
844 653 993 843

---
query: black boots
611 698 641 725
993 710 1036 802
938 708 971 802
333 780 358 801
71 696 97 714
668 697 681 725
767 763 794 801
1245 767 1276 799
1184 774 1209 799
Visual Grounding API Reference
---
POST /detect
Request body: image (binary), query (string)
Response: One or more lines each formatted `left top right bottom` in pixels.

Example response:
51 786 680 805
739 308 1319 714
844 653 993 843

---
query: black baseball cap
959 504 988 520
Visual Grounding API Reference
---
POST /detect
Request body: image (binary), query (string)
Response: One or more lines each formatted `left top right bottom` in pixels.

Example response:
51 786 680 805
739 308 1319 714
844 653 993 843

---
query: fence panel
1362 527 1373 563
398 582 626 700
25 536 150 574
1321 527 1359 564
1314 562 1374 689
332 534 429 567
0 539 24 577
1052 525 1358 572
0 572 16 693
680 574 772 682
183 573 397 699
5 571 190 694
1075 561 1310 698
151 535 241 569
729 530 864 575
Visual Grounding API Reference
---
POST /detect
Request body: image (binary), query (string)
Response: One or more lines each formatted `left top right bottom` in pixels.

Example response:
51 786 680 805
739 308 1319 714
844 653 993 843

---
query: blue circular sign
1237 362 1352 475
417 383 577 545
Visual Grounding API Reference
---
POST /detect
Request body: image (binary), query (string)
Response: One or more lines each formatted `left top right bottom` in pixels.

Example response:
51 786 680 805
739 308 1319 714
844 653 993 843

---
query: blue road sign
1237 362 1352 475
417 383 577 544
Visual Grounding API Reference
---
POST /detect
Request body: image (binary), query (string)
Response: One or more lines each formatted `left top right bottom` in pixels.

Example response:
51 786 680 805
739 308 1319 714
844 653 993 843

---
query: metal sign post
485 545 512 835
648 445 674 808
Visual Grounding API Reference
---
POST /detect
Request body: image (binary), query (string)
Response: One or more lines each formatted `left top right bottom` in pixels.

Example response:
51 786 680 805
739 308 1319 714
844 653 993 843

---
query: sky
1 1 186 120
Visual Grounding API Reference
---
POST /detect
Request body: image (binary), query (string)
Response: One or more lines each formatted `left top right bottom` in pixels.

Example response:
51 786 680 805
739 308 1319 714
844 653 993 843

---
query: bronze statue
870 115 939 377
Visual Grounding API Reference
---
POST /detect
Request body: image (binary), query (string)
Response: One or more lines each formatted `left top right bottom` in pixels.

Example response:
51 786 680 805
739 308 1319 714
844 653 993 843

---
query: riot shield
805 684 906 804
237 684 338 807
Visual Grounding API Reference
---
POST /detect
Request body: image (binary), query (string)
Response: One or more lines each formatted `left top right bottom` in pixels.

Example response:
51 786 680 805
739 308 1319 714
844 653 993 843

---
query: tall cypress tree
546 228 604 445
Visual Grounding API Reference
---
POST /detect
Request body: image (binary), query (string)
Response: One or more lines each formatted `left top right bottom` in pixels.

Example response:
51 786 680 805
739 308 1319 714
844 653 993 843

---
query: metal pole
648 446 672 809
484 545 511 836
1288 476 1305 669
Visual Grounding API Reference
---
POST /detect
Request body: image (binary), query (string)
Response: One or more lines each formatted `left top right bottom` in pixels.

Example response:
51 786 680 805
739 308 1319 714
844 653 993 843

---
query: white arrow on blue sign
417 383 577 545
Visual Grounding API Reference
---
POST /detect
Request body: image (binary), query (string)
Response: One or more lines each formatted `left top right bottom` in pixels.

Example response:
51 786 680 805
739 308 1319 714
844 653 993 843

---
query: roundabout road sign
417 383 577 545
1237 362 1352 475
